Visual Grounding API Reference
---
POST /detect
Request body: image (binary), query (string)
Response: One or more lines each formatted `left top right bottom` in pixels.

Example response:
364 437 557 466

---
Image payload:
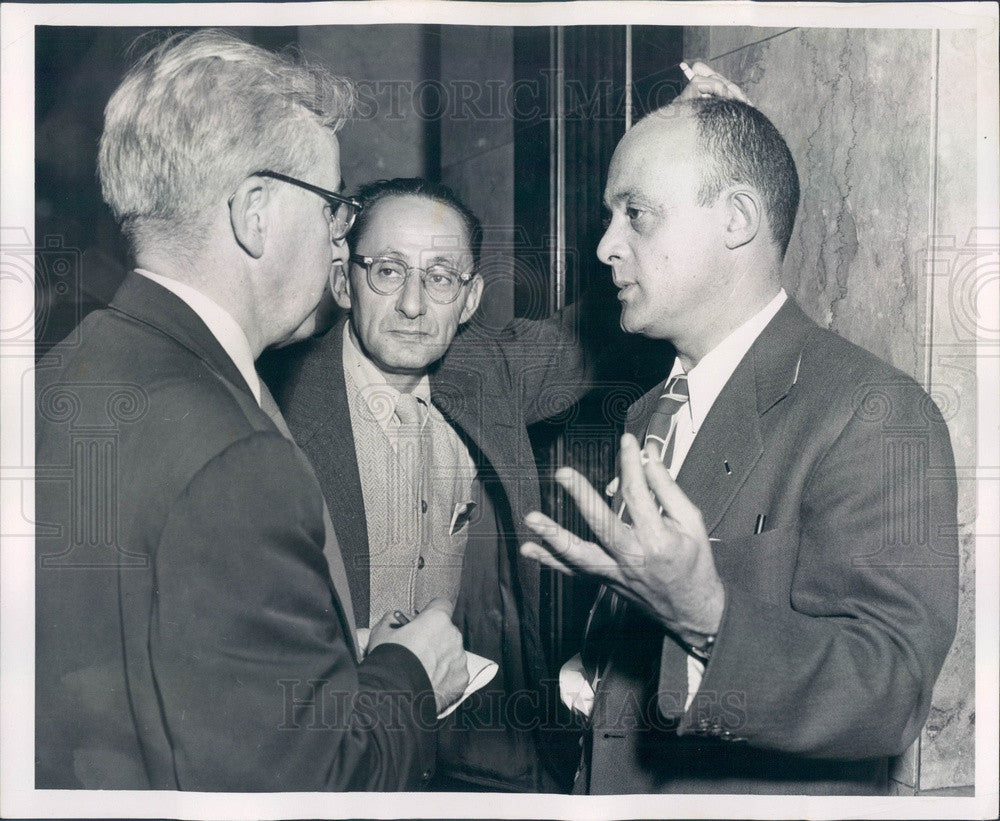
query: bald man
522 95 958 794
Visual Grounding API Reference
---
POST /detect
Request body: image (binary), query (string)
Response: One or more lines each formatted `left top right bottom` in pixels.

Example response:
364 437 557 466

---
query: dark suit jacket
35 274 439 791
582 299 958 795
263 310 588 791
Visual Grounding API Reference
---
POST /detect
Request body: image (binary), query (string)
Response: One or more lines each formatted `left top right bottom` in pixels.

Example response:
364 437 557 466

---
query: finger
641 445 707 537
678 66 751 105
679 60 694 80
371 610 394 630
520 541 577 576
550 467 628 554
683 75 745 102
366 611 395 650
523 509 619 574
716 75 751 104
617 433 663 536
676 76 715 103
686 60 717 77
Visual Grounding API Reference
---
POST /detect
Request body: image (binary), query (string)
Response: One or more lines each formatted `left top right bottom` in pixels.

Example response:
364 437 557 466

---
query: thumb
421 597 455 618
370 610 394 631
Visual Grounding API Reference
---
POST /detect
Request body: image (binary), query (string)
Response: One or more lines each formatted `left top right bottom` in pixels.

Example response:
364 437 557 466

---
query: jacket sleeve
149 432 438 791
494 303 592 426
674 381 959 760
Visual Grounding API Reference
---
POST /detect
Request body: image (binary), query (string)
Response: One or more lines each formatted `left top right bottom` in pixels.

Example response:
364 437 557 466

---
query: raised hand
521 433 724 648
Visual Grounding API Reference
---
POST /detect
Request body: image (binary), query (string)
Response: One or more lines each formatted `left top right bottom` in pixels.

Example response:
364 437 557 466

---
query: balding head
642 98 800 257
598 98 796 365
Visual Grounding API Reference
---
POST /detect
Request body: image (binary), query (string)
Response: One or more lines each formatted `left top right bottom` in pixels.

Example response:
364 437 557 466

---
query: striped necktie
581 373 690 686
640 373 689 476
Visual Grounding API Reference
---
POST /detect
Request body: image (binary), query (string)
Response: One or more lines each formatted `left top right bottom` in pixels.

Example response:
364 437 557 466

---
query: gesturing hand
521 433 725 647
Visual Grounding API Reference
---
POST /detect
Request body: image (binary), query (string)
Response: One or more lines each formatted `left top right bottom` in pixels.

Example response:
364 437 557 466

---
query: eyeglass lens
370 259 462 303
328 203 357 241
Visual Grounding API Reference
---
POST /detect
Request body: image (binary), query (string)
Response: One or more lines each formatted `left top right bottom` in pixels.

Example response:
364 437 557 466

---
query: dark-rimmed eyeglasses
349 254 475 305
255 170 362 241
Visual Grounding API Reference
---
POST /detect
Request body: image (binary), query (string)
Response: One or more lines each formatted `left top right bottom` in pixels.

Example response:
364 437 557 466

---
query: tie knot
394 391 425 427
643 372 690 457
663 373 689 401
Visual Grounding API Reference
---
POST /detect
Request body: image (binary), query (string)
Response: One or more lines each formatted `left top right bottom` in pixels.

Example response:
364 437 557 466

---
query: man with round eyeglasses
262 177 591 792
350 253 476 304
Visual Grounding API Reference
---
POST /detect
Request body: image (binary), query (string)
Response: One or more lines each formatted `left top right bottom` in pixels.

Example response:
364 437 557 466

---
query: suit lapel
430 353 543 617
429 354 516 504
113 274 363 655
278 318 372 626
629 299 815 535
676 363 764 534
625 385 661 441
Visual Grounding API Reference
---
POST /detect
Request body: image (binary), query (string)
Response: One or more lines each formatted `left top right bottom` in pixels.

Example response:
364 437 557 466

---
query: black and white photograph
1 2 996 819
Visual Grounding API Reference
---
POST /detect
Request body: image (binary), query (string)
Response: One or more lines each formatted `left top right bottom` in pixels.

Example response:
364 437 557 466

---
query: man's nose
396 270 427 319
596 218 622 266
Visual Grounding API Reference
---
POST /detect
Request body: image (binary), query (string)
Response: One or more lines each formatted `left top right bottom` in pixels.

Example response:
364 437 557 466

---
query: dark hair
684 97 800 257
346 178 483 268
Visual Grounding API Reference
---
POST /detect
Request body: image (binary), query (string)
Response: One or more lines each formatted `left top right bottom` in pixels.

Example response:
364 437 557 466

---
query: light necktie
258 377 359 652
581 373 690 689
393 390 429 491
393 391 426 431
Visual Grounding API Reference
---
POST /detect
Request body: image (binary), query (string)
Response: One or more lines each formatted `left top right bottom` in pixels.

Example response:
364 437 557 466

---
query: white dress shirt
134 268 261 405
562 288 789 716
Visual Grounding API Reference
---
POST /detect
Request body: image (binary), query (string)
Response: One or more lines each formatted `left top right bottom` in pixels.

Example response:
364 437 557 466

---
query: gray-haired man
35 29 466 791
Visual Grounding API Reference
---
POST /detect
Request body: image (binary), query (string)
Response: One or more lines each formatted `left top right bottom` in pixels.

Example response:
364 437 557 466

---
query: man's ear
724 188 761 250
229 176 270 259
331 262 353 310
459 273 484 324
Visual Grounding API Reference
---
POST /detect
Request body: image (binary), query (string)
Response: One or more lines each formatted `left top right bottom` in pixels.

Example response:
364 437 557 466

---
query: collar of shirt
342 321 431 433
668 289 788 436
134 268 261 405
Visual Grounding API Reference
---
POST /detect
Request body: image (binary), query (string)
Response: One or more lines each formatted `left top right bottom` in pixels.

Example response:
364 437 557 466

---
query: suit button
417 555 425 569
421 499 428 513
422 768 432 781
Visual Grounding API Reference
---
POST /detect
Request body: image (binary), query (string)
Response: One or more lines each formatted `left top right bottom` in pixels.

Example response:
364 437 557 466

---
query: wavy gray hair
98 29 355 256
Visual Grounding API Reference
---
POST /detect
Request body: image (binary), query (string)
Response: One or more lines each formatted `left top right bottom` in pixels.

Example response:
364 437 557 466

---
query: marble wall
683 25 978 793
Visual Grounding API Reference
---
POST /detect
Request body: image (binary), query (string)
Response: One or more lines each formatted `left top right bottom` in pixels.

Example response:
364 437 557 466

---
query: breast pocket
710 525 800 606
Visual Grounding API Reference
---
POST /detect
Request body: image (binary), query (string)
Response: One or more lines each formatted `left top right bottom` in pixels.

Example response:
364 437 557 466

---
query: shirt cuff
559 653 595 717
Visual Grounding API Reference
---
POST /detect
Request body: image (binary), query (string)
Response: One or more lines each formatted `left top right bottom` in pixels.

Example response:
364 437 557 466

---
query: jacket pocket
710 525 800 606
